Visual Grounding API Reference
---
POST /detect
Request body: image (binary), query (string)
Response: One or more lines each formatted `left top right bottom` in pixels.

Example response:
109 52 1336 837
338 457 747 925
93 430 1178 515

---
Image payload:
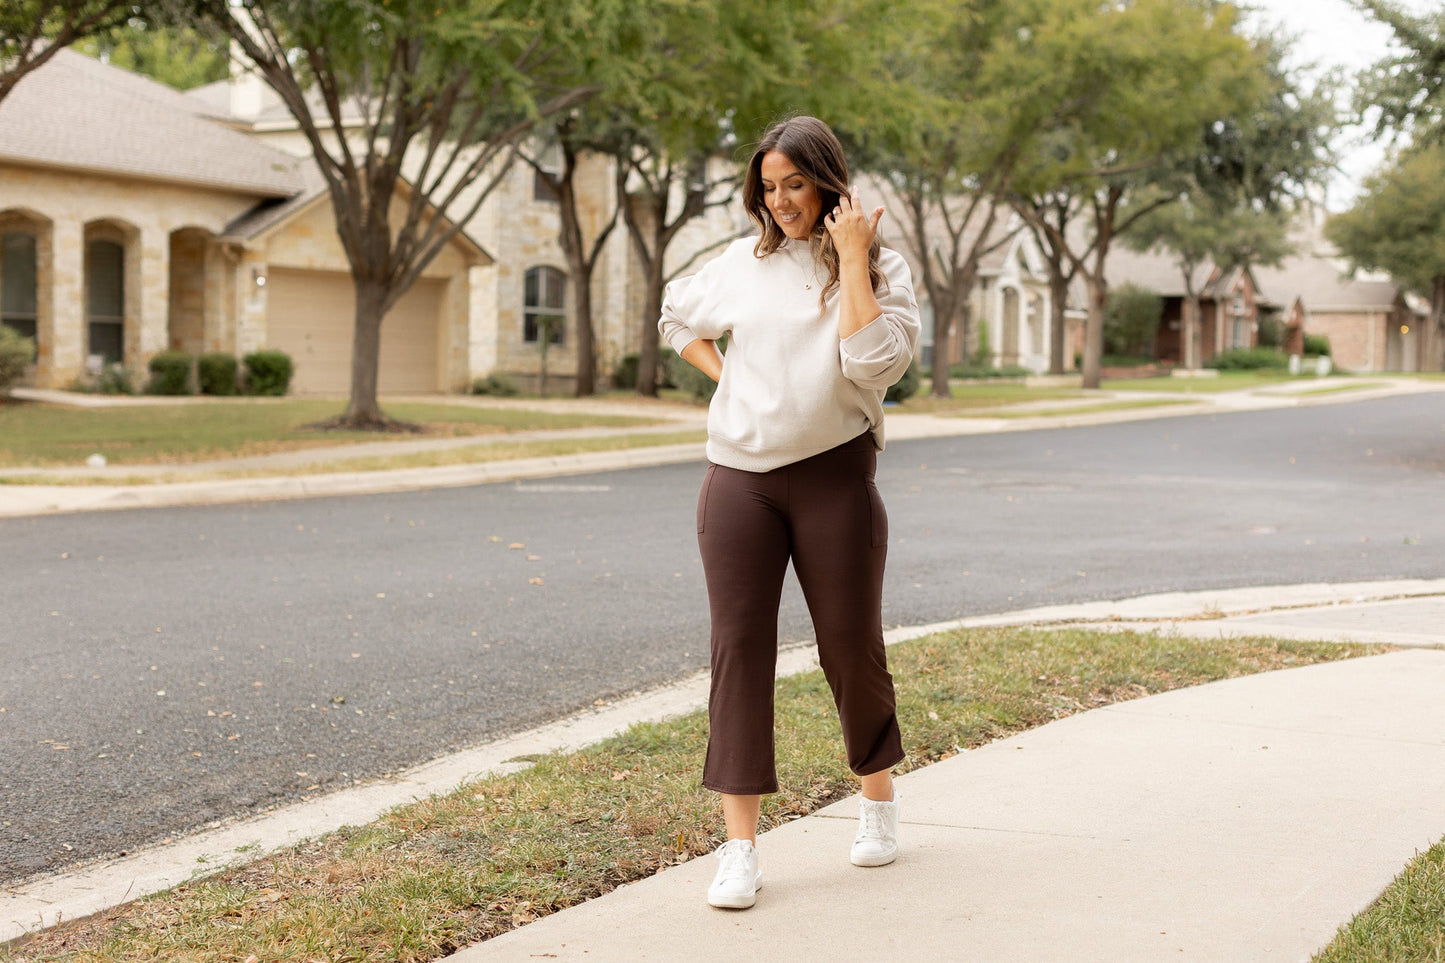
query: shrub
1256 315 1284 348
1104 283 1163 356
886 362 921 403
197 352 239 396
71 362 136 395
471 372 519 397
613 353 640 390
243 350 294 396
1207 347 1289 371
0 325 36 394
146 350 193 395
1303 333 1331 357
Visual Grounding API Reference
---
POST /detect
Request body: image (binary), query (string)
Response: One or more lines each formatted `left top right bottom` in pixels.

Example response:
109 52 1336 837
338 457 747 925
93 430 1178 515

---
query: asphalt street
2 392 1443 882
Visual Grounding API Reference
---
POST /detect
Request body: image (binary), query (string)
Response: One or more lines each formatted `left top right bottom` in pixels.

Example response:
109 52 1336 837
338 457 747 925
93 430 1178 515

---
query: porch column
203 240 232 354
137 227 170 362
47 219 84 386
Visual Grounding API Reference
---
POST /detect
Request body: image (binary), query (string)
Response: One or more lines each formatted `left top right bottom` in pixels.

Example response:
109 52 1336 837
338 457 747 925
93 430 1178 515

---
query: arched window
524 266 565 344
1 232 38 343
87 239 125 363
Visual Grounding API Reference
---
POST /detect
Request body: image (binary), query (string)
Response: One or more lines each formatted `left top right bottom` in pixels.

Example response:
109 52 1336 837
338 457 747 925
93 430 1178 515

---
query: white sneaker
707 838 762 909
850 793 899 867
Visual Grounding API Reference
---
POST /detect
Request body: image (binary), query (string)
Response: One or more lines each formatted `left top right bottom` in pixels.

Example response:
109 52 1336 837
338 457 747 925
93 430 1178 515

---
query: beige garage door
265 269 443 394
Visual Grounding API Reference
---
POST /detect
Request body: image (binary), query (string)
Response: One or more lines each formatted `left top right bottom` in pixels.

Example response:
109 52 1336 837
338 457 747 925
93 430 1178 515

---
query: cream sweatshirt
659 236 921 473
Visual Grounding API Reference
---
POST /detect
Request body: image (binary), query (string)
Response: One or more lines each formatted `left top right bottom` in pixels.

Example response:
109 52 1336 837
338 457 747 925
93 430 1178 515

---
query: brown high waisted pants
696 432 905 795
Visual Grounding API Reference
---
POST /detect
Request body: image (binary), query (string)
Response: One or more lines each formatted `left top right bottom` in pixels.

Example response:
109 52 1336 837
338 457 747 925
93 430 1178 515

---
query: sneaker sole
850 849 898 868
707 875 762 909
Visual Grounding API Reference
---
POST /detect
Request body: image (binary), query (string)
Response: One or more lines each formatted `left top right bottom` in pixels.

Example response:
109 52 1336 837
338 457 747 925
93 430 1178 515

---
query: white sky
1240 0 1434 208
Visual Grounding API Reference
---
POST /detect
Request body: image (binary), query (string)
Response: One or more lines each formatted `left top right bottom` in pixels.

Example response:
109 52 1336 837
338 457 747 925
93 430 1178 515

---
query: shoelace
716 841 752 876
858 804 889 839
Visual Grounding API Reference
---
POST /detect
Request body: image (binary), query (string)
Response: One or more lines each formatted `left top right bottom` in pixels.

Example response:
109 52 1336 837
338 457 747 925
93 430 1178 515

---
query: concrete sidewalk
451 591 1445 963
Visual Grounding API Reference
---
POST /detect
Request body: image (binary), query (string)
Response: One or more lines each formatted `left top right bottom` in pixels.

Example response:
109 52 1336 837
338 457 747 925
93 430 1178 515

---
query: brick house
1107 231 1431 373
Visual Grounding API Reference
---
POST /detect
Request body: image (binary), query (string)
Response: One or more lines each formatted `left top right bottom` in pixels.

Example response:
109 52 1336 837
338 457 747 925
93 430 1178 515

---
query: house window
1 232 38 343
524 266 566 344
87 239 125 364
533 167 559 202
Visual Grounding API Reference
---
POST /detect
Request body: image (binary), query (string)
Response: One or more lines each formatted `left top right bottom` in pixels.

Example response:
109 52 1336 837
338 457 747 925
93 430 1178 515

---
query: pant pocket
697 464 717 534
865 480 888 548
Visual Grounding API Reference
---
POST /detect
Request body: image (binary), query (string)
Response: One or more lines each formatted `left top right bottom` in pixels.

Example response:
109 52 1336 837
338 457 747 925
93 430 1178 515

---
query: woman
659 115 921 910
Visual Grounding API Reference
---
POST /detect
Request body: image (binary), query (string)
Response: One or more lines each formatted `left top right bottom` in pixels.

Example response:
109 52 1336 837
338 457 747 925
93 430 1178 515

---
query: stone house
189 69 750 395
0 50 488 394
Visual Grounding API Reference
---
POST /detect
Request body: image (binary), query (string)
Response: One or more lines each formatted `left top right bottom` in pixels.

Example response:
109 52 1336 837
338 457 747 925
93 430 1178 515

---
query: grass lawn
2 627 1386 962
1102 371 1310 392
898 381 1088 413
1314 839 1445 961
0 399 658 468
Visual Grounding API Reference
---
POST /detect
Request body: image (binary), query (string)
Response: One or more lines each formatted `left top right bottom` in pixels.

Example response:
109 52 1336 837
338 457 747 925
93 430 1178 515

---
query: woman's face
759 150 823 241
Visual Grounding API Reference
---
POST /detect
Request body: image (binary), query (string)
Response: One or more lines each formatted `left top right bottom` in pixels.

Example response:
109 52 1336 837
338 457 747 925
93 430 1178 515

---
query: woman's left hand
824 186 884 263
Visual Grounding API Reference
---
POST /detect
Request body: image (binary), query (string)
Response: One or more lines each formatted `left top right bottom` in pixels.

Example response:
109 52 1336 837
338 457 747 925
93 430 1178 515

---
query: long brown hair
742 115 885 305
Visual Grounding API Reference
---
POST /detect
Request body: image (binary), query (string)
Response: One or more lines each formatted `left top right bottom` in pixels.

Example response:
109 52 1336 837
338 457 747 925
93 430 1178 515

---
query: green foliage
77 23 227 90
1104 284 1163 357
197 352 239 396
0 1 140 102
1304 333 1332 358
0 324 36 393
1208 347 1288 371
146 350 193 395
885 362 921 403
69 362 136 395
612 354 640 391
1256 315 1284 349
470 373 519 397
1327 145 1445 295
1355 1 1445 144
243 350 293 397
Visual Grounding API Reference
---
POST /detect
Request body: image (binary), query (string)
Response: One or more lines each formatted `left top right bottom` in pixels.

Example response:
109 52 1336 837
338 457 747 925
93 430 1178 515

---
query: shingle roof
0 49 302 197
1105 244 1217 297
1253 255 1405 313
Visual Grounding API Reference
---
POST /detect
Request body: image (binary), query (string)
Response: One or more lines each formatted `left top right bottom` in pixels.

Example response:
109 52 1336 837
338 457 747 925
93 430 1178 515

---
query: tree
608 0 803 397
1 1 139 103
1125 32 1339 368
520 115 621 396
182 0 611 428
1354 0 1445 143
1326 145 1445 371
843 0 1044 398
77 22 226 90
1009 0 1264 388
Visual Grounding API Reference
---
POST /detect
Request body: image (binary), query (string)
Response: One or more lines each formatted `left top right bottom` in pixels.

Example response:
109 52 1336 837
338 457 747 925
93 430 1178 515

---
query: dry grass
3 627 1379 962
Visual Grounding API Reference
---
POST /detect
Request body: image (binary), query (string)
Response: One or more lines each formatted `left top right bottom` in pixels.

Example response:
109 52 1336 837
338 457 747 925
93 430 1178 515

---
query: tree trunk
1182 293 1202 370
571 267 596 395
929 293 954 399
622 180 669 398
1048 263 1069 374
1082 275 1106 389
343 276 387 426
638 254 665 395
1428 275 1445 372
